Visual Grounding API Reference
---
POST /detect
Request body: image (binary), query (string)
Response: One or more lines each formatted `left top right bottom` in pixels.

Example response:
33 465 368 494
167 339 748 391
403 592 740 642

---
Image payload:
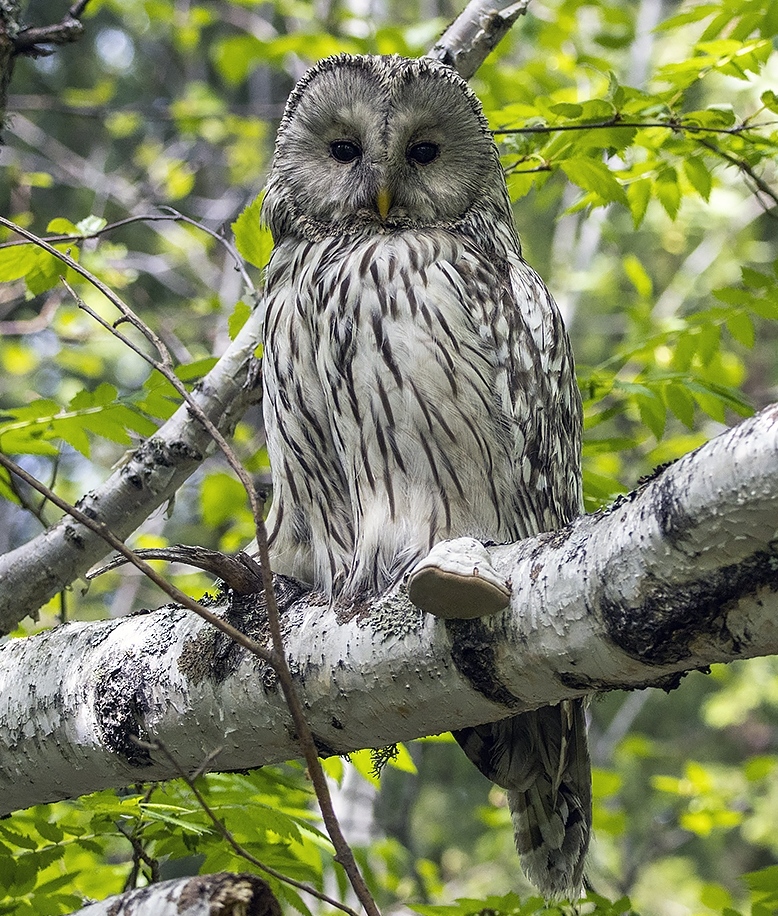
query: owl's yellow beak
376 187 392 220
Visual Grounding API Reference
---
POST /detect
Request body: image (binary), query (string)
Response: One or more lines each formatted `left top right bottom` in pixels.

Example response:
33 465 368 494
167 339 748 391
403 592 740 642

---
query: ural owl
260 54 590 898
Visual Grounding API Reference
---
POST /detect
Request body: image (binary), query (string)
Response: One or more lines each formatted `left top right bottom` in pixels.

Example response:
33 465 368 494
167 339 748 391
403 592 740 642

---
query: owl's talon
407 537 511 619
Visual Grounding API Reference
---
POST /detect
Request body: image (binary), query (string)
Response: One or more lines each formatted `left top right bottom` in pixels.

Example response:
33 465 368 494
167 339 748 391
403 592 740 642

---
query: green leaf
663 381 695 428
175 358 218 382
560 158 628 207
46 217 79 235
744 864 778 898
228 300 252 339
626 178 651 227
623 254 652 298
0 244 39 282
232 194 274 269
726 312 755 347
684 157 712 201
762 89 778 113
636 392 666 439
655 167 681 219
200 472 247 527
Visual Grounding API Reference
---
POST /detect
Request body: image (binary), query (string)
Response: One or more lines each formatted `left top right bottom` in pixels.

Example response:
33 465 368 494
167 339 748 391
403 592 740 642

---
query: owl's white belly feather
263 228 579 598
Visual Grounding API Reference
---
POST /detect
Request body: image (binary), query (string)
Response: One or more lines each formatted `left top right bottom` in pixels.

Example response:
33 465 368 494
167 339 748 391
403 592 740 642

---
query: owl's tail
453 698 591 900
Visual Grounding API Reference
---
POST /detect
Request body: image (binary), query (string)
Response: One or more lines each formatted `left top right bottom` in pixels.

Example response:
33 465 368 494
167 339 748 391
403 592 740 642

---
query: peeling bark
73 872 281 916
1 405 776 817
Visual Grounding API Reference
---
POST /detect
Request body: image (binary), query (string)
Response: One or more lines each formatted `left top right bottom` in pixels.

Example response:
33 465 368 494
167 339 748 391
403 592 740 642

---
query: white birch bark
427 0 533 79
72 873 279 916
1 404 776 817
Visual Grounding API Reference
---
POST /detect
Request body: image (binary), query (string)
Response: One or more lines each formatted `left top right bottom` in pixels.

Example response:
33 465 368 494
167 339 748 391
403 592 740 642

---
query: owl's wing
502 253 583 533
454 252 589 899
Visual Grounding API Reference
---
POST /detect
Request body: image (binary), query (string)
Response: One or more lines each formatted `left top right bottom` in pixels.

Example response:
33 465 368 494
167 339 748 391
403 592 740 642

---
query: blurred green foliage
1 0 777 913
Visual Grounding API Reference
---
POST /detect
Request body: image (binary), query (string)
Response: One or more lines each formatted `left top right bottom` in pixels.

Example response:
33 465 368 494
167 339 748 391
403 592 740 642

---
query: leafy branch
493 117 778 137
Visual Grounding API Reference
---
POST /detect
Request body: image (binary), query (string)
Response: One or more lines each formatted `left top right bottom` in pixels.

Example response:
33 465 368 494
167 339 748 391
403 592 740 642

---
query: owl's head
263 54 510 241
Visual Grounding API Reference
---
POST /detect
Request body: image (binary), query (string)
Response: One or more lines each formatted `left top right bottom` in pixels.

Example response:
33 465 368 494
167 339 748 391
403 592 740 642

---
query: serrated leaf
655 167 681 219
689 386 726 423
741 267 773 289
232 193 274 269
636 393 666 439
55 418 92 457
69 382 118 410
684 157 712 201
175 357 218 382
626 178 651 227
560 158 628 207
726 312 755 347
654 3 718 32
228 300 252 339
0 430 60 456
663 382 695 428
549 102 582 118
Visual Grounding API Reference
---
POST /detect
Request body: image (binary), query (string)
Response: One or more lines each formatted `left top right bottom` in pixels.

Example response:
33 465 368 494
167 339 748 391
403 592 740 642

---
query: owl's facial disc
268 55 504 236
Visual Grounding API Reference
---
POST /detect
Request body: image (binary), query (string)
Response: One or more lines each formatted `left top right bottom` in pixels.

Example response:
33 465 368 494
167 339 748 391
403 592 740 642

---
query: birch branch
2 404 776 817
428 0 532 80
72 873 280 916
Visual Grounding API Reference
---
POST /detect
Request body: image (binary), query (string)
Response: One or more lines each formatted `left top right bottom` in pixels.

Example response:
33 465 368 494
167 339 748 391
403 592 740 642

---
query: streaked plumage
260 53 591 898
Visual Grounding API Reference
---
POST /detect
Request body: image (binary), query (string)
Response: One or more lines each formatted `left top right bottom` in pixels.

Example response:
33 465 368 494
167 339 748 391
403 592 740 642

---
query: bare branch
428 0 532 80
12 0 91 58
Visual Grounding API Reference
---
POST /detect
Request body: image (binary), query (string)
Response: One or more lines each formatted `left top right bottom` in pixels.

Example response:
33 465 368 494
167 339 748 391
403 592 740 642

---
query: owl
259 54 591 899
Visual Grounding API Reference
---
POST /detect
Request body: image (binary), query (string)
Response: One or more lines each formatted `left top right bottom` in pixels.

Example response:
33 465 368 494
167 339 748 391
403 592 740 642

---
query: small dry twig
12 0 92 58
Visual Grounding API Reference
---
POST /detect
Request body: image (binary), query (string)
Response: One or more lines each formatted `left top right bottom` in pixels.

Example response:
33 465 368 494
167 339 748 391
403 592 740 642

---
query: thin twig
0 212 204 249
0 216 174 372
695 136 778 210
493 117 778 136
117 821 161 890
143 739 362 916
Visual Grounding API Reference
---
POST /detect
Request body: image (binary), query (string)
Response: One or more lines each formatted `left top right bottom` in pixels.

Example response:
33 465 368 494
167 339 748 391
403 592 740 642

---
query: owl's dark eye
407 142 440 165
330 140 362 163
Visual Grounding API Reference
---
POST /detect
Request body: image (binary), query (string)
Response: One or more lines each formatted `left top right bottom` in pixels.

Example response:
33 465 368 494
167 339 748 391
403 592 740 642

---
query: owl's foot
407 537 511 619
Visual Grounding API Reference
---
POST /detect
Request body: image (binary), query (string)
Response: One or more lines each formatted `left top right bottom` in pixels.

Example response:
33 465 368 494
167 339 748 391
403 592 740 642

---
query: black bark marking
652 470 694 547
601 548 778 665
93 662 154 767
446 618 522 708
